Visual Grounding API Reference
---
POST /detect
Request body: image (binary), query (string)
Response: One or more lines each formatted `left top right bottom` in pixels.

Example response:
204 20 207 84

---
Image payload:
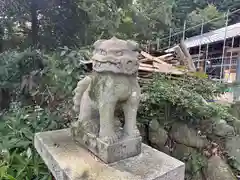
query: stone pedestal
71 124 142 163
34 129 185 180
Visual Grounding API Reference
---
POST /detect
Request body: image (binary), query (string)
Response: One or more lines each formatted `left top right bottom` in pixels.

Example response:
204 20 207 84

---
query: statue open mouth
92 59 139 75
92 58 120 64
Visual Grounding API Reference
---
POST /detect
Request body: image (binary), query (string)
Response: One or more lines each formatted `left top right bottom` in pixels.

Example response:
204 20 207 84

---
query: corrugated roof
166 22 240 52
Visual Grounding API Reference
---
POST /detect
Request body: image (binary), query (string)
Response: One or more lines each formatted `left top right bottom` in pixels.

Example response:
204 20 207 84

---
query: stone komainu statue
72 37 141 143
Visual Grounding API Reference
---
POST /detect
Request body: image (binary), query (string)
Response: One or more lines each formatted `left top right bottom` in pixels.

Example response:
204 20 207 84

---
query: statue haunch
73 37 141 143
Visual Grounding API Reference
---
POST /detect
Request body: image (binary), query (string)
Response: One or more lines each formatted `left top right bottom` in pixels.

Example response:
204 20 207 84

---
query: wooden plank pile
138 50 184 87
138 51 184 75
139 40 196 75
138 40 197 87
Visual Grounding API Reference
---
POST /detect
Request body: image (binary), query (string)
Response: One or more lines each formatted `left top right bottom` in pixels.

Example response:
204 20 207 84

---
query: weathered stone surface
71 125 142 163
225 136 240 171
172 144 197 160
170 123 207 149
72 37 141 149
185 171 204 180
92 37 139 75
149 120 168 150
213 119 235 137
232 119 240 134
137 124 148 143
205 156 236 180
191 171 204 180
34 129 185 180
199 119 214 134
230 101 240 120
172 143 206 180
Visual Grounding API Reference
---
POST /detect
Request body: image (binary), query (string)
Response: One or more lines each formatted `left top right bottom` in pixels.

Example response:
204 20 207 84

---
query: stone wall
138 117 240 180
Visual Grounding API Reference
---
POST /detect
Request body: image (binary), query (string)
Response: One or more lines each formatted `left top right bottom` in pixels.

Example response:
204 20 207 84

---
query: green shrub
0 47 88 109
0 48 45 89
138 74 231 125
0 105 66 179
0 47 88 179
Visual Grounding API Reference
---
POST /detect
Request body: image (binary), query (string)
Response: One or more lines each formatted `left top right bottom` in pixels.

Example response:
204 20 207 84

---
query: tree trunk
0 27 3 52
0 88 11 110
31 0 38 47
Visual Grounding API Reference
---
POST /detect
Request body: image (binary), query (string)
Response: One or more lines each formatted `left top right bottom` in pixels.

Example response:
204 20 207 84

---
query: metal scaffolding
151 8 240 83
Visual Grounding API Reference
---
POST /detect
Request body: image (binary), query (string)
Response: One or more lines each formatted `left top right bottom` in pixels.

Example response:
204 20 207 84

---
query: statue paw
115 129 123 139
99 134 119 144
124 128 140 138
82 121 99 135
133 128 141 137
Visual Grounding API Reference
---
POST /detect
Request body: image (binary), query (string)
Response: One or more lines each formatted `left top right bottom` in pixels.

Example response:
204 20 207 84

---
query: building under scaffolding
166 22 240 83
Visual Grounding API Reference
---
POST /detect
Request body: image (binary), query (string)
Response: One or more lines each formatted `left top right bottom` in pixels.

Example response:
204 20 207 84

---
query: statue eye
115 51 123 56
100 49 107 55
127 60 133 64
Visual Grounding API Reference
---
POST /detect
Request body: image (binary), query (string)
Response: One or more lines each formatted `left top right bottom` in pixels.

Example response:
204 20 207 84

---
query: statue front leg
123 88 141 138
78 91 99 135
99 101 119 143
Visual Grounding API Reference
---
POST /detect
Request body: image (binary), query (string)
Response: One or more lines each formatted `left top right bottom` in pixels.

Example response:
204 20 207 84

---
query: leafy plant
138 74 230 125
39 48 89 99
0 105 66 179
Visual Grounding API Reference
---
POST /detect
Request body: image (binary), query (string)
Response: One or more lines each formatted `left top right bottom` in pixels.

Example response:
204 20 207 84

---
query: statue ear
127 40 139 51
93 39 105 48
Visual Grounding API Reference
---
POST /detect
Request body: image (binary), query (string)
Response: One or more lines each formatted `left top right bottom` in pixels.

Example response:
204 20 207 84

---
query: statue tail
73 76 92 113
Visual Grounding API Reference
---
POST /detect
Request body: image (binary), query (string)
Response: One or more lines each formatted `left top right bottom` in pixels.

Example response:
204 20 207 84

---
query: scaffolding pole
204 44 209 73
229 37 235 78
146 40 149 52
156 38 160 50
168 28 172 48
182 20 186 40
159 8 240 51
198 20 204 69
220 10 229 82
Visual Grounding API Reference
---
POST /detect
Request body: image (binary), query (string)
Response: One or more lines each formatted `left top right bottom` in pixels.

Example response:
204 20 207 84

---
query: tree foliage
0 0 239 179
187 4 225 32
1 0 233 50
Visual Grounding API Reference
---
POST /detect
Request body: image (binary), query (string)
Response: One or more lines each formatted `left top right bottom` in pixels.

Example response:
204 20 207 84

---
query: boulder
172 144 206 180
149 120 169 153
230 101 240 120
149 119 160 132
225 136 240 171
200 119 214 134
213 120 235 137
137 123 147 143
172 143 197 160
170 123 207 149
185 172 204 180
191 171 204 180
232 119 240 134
205 156 236 180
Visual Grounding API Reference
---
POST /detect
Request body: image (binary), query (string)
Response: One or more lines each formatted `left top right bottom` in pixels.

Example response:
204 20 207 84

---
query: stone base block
71 126 141 163
34 129 185 180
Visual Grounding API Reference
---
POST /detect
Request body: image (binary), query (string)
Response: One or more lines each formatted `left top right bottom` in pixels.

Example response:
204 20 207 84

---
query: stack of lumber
138 40 197 87
138 50 185 87
139 40 196 75
138 51 184 75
